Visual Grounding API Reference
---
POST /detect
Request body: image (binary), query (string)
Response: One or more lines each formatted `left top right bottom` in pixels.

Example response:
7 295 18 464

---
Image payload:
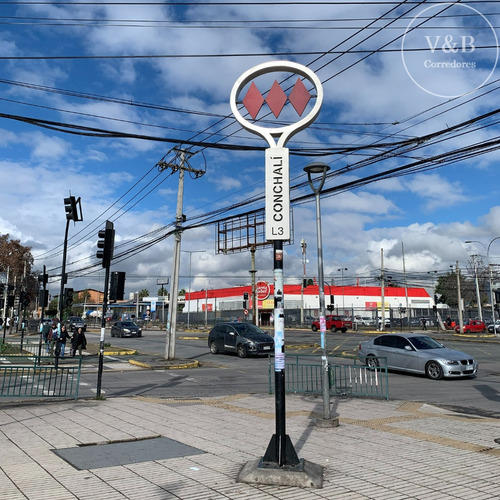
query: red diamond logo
265 80 287 118
288 78 311 116
242 82 264 119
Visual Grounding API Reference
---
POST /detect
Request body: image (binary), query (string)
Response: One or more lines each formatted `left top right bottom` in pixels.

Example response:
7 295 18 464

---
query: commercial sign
256 281 270 301
230 61 323 241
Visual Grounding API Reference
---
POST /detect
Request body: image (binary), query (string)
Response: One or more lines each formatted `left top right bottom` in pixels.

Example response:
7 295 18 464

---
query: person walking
58 324 71 358
49 321 60 355
71 327 87 357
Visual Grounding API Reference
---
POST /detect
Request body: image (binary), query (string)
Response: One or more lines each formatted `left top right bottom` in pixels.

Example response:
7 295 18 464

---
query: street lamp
337 267 348 314
465 238 500 326
182 249 206 329
300 239 307 327
304 161 337 427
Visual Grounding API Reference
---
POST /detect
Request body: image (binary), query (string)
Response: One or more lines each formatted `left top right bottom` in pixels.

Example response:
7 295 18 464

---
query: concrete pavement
1 392 499 499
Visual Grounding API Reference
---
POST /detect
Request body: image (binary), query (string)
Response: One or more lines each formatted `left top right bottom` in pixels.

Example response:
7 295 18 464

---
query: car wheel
341 327 347 333
366 355 379 369
482 328 486 333
331 326 338 333
111 331 114 337
311 325 318 332
237 344 248 358
209 340 219 354
426 361 444 380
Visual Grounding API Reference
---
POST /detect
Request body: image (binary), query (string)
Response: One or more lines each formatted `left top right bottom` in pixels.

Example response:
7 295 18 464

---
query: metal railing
0 355 82 399
269 354 389 400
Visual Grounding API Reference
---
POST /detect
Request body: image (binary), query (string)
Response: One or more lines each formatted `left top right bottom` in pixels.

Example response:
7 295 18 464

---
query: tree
158 286 168 297
138 289 149 300
0 233 37 308
435 270 475 308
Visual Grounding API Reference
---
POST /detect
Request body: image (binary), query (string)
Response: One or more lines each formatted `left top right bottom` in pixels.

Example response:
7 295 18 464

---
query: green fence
269 354 389 400
0 355 82 399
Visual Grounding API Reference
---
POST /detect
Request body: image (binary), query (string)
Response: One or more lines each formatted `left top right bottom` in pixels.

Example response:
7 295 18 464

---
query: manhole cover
53 436 205 470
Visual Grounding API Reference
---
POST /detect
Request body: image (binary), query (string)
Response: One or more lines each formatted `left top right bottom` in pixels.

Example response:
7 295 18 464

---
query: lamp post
300 239 307 327
304 161 337 427
466 238 500 325
182 249 206 329
337 267 347 315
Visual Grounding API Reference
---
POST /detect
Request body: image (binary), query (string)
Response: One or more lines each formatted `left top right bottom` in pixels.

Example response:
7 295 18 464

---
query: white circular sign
230 61 323 148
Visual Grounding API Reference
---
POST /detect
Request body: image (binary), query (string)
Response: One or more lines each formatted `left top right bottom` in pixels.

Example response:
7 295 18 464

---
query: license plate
263 346 271 350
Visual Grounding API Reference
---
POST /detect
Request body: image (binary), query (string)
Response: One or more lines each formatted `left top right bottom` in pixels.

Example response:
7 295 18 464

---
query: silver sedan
358 333 478 380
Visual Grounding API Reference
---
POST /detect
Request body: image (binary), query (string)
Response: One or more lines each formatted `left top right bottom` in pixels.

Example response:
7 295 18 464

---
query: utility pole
250 246 257 325
300 239 307 327
158 148 205 360
456 261 464 333
380 249 385 331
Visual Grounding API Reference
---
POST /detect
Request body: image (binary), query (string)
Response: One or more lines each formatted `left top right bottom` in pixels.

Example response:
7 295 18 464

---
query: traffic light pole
96 263 111 398
58 218 70 326
96 220 114 399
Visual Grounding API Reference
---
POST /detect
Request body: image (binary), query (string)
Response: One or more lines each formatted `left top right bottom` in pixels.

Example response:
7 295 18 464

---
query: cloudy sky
0 0 499 298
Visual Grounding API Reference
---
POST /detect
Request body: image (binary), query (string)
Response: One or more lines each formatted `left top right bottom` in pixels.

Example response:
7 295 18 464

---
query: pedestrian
58 324 71 358
49 321 60 355
71 327 87 357
41 321 51 352
422 318 427 330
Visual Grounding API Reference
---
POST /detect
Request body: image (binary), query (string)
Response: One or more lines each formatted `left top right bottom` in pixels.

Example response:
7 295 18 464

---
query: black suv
67 316 87 332
208 322 274 358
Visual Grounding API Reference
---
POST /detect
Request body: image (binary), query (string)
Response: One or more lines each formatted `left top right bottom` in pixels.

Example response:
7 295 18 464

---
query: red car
455 320 486 334
311 315 352 333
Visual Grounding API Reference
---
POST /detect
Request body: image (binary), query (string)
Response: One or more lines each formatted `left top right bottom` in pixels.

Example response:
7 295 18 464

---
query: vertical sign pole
230 61 324 471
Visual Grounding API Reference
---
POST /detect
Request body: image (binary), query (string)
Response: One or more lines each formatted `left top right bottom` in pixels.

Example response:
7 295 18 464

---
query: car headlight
441 360 459 365
124 328 130 333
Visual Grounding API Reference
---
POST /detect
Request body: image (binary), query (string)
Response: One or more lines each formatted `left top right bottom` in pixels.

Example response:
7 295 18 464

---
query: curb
128 359 200 370
103 349 138 356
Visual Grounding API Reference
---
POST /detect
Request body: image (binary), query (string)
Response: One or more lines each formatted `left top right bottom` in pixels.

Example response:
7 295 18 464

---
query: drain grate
53 436 205 470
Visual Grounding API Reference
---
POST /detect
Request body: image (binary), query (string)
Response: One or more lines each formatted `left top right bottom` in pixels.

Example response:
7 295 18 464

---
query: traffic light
64 196 78 221
495 289 500 304
39 289 49 308
110 272 126 301
0 284 4 296
20 291 30 308
303 278 307 288
242 292 248 310
64 288 74 307
38 272 48 287
96 220 115 268
330 295 334 306
327 305 334 311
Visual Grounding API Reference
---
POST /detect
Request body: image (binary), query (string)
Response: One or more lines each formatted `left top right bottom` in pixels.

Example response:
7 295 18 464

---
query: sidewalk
1 393 499 499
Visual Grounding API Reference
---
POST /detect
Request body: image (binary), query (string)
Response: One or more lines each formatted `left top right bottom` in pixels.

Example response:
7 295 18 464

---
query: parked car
377 317 391 328
208 322 274 358
110 321 142 338
311 315 352 333
67 316 87 332
358 333 478 380
455 319 487 334
487 320 500 333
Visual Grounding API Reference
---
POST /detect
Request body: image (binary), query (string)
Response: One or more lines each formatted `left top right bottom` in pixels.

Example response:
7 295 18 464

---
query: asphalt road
79 328 500 418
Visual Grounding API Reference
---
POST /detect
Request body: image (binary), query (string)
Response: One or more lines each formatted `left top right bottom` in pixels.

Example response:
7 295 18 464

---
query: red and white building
185 283 432 324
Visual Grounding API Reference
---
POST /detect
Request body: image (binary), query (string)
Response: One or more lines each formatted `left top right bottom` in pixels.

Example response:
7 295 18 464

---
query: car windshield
232 323 266 335
408 336 443 349
121 321 137 327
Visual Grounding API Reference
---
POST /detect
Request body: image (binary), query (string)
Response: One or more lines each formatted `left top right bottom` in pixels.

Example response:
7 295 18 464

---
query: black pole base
261 433 300 468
